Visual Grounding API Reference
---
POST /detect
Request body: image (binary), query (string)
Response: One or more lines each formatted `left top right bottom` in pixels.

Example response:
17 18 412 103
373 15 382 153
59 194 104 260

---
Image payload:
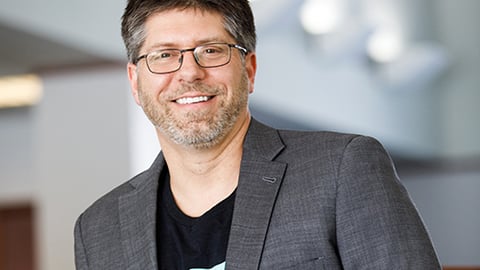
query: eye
150 50 179 62
199 44 227 58
205 47 221 54
160 52 172 58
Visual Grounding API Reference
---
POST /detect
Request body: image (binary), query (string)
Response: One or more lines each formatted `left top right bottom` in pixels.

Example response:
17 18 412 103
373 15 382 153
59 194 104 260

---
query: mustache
168 83 223 98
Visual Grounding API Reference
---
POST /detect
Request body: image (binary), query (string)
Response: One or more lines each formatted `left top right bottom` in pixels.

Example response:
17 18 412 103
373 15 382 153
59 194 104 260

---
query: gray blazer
74 119 441 269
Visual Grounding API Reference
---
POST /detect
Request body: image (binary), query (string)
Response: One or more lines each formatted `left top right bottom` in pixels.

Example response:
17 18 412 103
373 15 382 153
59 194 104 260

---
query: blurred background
0 0 479 269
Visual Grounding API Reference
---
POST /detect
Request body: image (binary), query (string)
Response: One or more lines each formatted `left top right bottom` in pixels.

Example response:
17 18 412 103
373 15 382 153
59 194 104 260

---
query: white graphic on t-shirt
190 262 225 270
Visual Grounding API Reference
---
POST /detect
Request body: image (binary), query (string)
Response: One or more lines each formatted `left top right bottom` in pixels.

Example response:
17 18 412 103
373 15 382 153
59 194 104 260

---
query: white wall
0 108 36 205
127 92 161 177
435 0 480 158
32 65 131 270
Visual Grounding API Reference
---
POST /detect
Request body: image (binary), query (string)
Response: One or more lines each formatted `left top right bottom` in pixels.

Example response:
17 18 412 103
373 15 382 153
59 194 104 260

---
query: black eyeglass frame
134 43 248 74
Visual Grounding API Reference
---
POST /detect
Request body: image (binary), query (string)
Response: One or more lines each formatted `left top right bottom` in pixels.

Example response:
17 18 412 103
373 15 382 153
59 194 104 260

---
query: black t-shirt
156 170 235 270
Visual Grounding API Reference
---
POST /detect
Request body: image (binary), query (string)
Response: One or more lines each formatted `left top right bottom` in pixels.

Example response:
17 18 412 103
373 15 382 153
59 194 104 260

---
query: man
74 0 441 269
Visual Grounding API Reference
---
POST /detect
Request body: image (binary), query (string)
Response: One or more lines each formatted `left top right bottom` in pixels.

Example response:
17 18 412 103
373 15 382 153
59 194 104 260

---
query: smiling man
74 1 441 269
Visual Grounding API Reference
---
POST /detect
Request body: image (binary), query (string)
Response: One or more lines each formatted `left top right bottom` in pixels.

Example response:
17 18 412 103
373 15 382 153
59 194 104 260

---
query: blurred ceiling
0 0 126 76
0 23 102 76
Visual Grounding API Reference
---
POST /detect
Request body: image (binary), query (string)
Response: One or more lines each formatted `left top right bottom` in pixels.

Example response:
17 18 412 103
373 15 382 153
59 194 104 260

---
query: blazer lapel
118 154 166 270
226 119 287 269
115 119 285 269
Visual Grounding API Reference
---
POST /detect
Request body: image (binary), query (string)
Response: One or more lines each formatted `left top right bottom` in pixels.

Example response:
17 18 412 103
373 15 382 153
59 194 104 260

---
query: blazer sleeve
335 136 441 269
74 214 89 270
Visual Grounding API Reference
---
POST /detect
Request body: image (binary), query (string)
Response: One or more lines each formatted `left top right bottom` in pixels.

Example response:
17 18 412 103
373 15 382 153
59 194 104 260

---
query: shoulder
278 129 359 148
76 152 165 228
248 118 364 154
277 128 386 163
76 170 146 228
74 172 149 269
248 118 388 165
278 129 395 181
250 117 378 149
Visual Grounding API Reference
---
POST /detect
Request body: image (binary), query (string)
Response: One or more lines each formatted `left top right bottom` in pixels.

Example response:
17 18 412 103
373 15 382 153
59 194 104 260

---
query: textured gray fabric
74 119 441 269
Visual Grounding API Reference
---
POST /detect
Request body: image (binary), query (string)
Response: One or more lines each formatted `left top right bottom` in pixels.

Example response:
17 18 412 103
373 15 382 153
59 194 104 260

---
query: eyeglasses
134 43 248 74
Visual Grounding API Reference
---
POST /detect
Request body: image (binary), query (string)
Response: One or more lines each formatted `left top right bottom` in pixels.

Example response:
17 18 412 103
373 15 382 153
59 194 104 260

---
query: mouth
175 95 214 105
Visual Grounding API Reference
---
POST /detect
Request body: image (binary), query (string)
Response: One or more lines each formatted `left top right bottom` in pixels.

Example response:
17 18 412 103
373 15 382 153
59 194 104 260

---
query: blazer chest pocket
278 257 325 270
271 256 343 270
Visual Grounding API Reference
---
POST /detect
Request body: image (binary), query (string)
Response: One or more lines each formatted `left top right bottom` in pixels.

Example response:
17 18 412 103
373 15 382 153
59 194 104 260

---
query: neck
157 114 251 217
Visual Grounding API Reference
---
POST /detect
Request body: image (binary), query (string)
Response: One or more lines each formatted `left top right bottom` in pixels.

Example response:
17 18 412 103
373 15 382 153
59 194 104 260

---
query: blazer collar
118 153 166 270
226 118 287 269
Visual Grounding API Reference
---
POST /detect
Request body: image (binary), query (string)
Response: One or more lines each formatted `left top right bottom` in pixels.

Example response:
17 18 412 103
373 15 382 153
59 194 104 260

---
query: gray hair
121 0 256 63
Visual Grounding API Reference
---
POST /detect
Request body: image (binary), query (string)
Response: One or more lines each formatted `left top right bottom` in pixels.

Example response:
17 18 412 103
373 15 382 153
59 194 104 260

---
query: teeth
176 96 210 105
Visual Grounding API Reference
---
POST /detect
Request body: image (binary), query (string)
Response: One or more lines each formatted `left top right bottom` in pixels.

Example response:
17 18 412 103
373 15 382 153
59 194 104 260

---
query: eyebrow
145 37 232 51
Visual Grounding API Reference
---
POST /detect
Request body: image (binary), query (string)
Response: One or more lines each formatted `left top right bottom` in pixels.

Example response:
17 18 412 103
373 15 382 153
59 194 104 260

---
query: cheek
221 71 250 106
138 74 172 100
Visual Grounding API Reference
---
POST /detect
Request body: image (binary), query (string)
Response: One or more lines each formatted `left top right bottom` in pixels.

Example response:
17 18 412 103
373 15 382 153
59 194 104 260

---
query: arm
335 136 441 269
74 214 89 270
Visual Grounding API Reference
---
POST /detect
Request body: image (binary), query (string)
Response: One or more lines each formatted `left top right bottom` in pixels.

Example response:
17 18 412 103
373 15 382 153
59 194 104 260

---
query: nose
177 51 205 82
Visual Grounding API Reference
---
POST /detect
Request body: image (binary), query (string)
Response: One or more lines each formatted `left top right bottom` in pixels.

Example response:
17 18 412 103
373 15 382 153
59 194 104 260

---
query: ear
245 52 257 94
127 62 141 105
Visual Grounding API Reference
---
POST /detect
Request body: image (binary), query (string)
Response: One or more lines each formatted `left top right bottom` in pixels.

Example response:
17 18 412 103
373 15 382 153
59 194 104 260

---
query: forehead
143 9 231 49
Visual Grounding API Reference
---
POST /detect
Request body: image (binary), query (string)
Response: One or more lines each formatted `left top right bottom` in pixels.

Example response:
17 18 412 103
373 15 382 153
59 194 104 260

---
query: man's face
128 9 256 149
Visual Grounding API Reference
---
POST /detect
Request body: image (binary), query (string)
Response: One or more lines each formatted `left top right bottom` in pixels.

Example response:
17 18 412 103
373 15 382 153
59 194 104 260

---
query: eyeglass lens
145 43 237 74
